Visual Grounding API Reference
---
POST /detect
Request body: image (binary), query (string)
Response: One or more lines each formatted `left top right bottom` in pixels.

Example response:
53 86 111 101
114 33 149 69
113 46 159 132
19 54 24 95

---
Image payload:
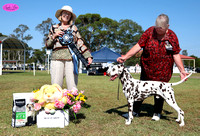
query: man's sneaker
122 111 139 118
151 113 161 121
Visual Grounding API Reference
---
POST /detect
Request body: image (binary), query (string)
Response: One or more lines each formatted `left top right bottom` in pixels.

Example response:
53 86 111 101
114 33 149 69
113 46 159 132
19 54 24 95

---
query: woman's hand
117 43 141 63
117 55 126 63
88 57 93 65
52 30 64 39
180 71 189 81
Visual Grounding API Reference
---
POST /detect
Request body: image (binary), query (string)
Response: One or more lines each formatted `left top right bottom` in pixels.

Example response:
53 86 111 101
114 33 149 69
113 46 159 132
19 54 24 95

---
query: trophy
58 29 74 45
59 29 90 69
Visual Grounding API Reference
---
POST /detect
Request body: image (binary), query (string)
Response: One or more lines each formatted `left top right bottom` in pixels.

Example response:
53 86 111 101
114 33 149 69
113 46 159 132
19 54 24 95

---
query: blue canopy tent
91 47 121 63
84 47 120 75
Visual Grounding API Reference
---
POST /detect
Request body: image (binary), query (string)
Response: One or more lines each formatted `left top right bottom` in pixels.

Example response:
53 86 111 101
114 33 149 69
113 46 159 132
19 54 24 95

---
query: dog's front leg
125 101 133 125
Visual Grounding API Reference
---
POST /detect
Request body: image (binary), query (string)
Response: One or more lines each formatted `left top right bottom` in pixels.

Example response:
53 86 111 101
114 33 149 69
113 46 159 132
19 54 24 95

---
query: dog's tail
171 73 192 86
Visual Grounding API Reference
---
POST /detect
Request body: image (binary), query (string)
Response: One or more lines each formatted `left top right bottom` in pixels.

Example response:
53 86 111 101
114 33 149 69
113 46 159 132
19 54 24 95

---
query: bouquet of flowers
55 88 87 113
31 84 87 117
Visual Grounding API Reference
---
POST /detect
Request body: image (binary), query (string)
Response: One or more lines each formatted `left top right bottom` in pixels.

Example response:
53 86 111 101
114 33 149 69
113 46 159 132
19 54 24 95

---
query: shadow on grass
70 113 86 124
105 103 174 121
70 103 91 124
3 71 24 74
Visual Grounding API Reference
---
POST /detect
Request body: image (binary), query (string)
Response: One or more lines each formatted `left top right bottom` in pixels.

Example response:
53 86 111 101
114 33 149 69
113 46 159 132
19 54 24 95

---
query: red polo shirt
138 26 181 82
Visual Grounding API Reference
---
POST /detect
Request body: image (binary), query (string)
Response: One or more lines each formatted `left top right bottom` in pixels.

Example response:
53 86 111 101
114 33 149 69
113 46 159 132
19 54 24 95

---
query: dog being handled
106 64 192 127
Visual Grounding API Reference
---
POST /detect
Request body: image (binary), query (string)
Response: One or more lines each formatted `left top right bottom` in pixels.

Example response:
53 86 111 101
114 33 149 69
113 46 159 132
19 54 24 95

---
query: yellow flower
82 95 86 99
33 89 39 93
80 97 86 102
75 96 79 101
68 93 74 98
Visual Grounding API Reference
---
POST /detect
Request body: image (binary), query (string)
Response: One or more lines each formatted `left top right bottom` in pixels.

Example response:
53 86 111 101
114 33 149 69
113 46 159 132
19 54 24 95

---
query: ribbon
68 46 79 75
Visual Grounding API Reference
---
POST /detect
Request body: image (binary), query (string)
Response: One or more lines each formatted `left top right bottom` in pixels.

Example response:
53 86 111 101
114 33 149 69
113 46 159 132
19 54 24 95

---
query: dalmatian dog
107 64 192 127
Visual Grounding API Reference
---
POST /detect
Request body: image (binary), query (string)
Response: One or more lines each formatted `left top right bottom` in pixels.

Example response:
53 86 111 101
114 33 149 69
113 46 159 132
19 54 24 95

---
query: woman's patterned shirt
45 24 92 61
138 26 181 82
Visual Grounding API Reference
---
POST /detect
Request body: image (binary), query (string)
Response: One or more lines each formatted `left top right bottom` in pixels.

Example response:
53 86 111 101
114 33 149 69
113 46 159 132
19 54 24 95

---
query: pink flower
54 99 65 109
80 90 84 94
63 89 71 97
72 102 81 113
71 87 78 96
34 103 41 111
67 97 75 105
38 101 45 106
30 98 37 102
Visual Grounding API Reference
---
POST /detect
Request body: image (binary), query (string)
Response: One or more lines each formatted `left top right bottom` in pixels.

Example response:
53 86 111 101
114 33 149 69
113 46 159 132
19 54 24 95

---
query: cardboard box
37 110 69 128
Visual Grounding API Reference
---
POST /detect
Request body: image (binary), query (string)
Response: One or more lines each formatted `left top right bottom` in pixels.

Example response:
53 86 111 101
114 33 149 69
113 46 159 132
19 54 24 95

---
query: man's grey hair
155 14 169 28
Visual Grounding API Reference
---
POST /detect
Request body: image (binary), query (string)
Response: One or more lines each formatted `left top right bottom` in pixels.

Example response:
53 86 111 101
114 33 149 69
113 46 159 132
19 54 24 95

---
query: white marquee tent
0 37 27 75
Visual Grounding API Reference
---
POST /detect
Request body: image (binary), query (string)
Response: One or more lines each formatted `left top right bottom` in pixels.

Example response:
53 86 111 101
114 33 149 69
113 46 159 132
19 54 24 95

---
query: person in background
117 14 189 121
45 5 93 90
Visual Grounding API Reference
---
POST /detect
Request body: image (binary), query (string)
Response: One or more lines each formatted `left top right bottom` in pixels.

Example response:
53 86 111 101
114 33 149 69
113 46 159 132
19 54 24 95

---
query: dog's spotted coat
107 64 192 127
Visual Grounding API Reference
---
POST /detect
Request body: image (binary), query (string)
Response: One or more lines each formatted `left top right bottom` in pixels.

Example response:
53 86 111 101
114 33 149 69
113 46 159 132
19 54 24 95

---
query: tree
9 24 33 61
115 19 143 54
182 50 189 66
94 17 119 50
10 24 33 43
76 14 144 54
29 47 46 64
0 33 7 37
182 50 188 56
75 14 102 51
75 14 101 28
76 14 119 51
35 18 55 44
114 19 143 66
190 55 200 68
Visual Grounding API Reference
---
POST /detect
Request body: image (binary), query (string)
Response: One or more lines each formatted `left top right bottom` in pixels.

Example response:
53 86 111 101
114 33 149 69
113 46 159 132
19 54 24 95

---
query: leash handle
116 62 124 100
117 78 120 100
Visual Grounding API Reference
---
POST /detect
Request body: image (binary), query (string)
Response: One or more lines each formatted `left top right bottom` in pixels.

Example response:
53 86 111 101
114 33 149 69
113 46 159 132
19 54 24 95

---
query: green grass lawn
0 70 200 136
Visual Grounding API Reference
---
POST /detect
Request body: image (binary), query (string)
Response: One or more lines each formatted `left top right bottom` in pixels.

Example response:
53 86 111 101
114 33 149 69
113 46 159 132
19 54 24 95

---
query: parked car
87 63 108 75
195 67 200 73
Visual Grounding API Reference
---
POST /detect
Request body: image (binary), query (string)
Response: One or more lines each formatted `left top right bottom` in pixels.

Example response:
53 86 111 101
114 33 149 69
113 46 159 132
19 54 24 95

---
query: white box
37 110 69 128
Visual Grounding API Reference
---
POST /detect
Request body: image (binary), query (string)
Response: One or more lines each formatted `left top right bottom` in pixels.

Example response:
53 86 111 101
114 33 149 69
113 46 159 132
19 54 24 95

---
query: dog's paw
179 122 185 127
125 119 131 125
175 119 180 123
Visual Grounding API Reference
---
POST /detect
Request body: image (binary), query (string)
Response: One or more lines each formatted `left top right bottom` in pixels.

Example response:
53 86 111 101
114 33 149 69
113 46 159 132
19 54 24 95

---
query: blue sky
1 0 200 57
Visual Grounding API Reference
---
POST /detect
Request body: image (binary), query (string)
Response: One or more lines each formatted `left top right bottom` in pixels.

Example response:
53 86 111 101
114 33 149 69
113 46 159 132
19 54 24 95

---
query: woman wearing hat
45 5 93 89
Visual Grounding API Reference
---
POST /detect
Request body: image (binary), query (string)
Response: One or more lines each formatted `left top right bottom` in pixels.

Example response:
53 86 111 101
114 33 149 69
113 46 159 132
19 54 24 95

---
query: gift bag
11 93 36 127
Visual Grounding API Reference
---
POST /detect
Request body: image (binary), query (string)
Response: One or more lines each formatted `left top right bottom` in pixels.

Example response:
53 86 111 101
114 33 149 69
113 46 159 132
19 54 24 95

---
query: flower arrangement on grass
31 84 87 117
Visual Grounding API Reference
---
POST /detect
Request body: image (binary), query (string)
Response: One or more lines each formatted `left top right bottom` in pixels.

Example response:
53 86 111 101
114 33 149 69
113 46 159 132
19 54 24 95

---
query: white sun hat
55 5 76 22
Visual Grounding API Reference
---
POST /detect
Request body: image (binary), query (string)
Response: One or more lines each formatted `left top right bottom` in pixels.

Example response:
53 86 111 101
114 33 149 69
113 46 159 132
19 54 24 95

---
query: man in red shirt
117 14 189 121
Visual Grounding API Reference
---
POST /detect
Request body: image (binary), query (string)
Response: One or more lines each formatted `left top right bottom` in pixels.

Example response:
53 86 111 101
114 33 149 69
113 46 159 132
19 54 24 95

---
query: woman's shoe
151 113 161 121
